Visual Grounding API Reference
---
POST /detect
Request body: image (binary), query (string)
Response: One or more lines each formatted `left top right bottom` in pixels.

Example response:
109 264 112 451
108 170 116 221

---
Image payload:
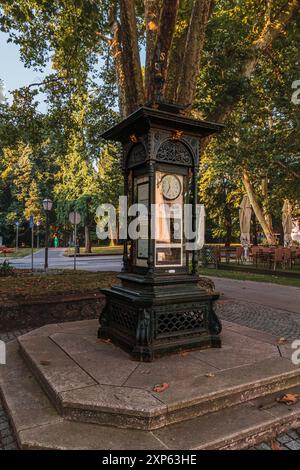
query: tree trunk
146 0 179 104
224 203 232 247
176 0 214 109
120 0 144 114
111 21 127 118
144 0 161 93
164 21 189 103
252 212 258 246
261 176 273 232
109 224 115 247
242 170 276 245
84 225 92 253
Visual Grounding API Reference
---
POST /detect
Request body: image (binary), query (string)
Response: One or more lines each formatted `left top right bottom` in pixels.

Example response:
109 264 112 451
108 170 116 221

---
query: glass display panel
155 171 184 267
133 176 149 263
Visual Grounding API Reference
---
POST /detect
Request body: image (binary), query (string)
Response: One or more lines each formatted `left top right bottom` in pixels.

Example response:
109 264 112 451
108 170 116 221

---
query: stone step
1 341 300 450
17 325 300 430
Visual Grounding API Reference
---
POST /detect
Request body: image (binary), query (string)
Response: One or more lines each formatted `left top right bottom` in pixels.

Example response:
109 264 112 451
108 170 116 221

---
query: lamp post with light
43 198 53 270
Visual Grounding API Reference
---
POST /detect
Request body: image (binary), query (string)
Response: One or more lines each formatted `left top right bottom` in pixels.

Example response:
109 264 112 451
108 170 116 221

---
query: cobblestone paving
0 328 31 344
252 429 300 450
216 300 300 340
0 405 18 450
0 327 31 450
1 310 300 451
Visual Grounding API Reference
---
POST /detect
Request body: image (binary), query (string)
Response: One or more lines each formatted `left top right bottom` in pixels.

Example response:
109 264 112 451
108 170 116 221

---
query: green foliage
0 259 15 277
0 0 299 245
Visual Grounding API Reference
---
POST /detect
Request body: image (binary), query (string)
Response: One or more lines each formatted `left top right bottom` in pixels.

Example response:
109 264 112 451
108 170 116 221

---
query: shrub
0 259 15 277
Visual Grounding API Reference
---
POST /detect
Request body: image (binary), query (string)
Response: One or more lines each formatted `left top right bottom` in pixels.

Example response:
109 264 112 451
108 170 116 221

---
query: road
0 248 122 272
2 248 300 315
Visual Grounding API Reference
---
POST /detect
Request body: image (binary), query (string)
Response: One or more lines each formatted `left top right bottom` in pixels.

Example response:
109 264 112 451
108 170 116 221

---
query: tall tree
1 0 300 242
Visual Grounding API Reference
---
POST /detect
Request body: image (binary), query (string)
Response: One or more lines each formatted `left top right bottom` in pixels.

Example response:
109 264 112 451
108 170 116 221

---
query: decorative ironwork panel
110 303 138 332
156 308 206 336
156 140 193 166
183 136 199 162
127 143 147 169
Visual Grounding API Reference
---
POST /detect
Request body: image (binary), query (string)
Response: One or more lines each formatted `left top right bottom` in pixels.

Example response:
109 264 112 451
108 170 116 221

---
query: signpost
69 211 81 271
15 221 19 252
29 215 34 271
36 221 40 249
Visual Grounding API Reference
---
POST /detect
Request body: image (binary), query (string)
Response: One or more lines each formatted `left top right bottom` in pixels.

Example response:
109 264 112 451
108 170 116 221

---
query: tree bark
242 170 276 245
111 21 127 118
261 176 273 232
176 0 214 110
164 23 189 103
208 0 300 123
252 212 258 246
120 0 144 115
224 203 232 247
84 225 92 253
144 0 161 93
146 0 179 104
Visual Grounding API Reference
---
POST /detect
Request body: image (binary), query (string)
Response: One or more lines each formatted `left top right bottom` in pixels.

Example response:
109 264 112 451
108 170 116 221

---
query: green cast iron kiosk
98 104 224 361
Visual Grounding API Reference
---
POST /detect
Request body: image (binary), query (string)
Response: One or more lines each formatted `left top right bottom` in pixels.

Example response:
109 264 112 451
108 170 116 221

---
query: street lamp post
42 198 53 270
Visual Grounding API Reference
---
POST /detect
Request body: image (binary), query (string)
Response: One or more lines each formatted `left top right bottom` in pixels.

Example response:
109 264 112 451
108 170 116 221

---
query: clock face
161 174 181 200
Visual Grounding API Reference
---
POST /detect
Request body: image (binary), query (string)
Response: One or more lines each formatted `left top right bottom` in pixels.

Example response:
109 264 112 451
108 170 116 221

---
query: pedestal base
98 274 222 361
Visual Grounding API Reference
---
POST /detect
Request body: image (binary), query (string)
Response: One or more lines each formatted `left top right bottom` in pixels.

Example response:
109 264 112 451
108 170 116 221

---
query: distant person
54 235 59 248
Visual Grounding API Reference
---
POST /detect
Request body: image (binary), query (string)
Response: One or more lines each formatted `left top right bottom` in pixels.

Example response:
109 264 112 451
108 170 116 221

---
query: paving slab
18 335 97 404
249 385 300 420
3 322 300 449
154 402 275 449
15 319 300 430
221 319 280 345
70 350 138 386
18 323 64 338
190 328 278 370
61 384 167 429
0 342 62 439
151 357 300 425
50 332 108 355
19 420 167 450
123 353 217 390
53 319 99 336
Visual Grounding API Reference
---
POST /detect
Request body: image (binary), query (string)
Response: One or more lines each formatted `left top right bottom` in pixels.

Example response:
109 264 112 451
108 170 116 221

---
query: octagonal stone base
1 319 300 449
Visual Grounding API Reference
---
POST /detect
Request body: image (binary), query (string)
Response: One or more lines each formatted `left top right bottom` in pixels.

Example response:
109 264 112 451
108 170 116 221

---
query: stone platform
1 319 300 449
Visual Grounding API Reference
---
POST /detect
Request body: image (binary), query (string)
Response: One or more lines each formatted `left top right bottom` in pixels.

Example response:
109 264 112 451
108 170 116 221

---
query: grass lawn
0 270 118 302
0 248 39 259
220 261 300 274
199 267 300 288
65 245 123 256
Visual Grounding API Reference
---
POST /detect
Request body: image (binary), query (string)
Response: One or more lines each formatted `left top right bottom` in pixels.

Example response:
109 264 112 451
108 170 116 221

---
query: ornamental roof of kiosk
101 105 225 143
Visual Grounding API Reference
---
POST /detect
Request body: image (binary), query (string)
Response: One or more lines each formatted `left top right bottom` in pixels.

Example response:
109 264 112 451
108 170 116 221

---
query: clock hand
167 181 171 196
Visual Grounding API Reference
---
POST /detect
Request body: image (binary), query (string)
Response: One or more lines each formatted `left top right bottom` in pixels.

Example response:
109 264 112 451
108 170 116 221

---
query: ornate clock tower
98 104 224 361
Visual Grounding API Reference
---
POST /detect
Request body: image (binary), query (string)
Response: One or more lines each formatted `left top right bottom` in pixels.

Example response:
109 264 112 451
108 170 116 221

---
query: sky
0 31 51 111
1 28 145 113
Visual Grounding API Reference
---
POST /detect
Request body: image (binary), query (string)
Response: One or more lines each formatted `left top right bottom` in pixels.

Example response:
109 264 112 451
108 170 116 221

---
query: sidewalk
212 277 300 314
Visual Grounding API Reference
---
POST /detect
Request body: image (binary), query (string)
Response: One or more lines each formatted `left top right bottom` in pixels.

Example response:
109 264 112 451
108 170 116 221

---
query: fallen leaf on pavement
205 373 215 378
98 338 111 344
277 337 287 345
277 394 300 405
271 441 282 450
153 383 169 393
